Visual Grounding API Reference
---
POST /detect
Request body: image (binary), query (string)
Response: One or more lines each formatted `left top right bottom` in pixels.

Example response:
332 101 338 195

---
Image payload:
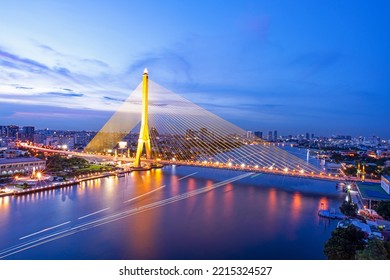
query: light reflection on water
0 166 343 260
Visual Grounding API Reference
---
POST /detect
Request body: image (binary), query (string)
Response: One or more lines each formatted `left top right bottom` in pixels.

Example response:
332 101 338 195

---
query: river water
0 163 344 260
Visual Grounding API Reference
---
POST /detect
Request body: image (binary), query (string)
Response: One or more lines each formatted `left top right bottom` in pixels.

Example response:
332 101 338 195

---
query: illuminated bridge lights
25 62 329 181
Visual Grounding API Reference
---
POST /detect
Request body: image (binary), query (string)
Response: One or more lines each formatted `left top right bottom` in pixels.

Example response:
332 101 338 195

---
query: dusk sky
0 1 389 138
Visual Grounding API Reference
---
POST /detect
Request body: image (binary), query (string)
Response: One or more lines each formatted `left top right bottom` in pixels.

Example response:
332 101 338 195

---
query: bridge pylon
134 68 152 167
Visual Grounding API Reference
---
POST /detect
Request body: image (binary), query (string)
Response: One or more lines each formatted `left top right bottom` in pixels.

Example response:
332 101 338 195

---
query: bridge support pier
134 68 152 167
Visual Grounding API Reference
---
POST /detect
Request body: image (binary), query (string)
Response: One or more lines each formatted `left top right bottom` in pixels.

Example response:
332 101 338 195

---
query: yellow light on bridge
300 169 304 174
284 168 288 172
227 162 232 167
255 165 259 169
241 163 245 168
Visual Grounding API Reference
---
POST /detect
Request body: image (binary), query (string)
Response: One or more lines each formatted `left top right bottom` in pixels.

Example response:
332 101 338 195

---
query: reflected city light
319 197 328 210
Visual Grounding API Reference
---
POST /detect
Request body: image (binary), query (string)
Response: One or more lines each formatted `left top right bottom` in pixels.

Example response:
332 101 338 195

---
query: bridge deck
22 144 380 184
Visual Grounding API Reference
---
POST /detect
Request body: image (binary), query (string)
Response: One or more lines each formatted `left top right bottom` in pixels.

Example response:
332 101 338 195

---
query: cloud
36 42 110 70
0 49 50 73
0 45 133 112
288 51 342 79
103 96 125 102
237 14 270 42
82 58 109 68
127 48 192 83
0 47 78 80
10 111 81 119
44 91 84 97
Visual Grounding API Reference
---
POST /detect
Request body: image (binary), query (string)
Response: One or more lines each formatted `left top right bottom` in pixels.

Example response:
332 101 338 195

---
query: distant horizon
1 121 388 140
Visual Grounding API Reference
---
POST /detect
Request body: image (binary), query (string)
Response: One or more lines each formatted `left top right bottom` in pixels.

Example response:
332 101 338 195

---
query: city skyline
0 1 389 137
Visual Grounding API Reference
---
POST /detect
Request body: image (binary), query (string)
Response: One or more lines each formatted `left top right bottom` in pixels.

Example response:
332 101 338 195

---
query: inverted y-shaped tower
134 68 152 167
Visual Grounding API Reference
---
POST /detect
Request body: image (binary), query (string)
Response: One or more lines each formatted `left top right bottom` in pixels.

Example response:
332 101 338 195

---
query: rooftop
0 157 45 164
357 182 390 201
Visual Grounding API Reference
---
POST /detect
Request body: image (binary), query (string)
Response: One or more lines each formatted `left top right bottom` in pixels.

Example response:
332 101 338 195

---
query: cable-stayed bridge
75 69 346 181
22 69 355 181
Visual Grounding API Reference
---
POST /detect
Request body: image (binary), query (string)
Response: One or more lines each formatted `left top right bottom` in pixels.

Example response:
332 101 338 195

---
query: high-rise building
0 125 6 137
254 131 263 139
268 131 273 141
306 133 310 140
151 127 159 138
6 125 19 139
22 126 35 142
273 130 277 141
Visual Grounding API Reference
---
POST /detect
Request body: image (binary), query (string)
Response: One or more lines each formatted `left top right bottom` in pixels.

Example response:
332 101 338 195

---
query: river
0 163 344 260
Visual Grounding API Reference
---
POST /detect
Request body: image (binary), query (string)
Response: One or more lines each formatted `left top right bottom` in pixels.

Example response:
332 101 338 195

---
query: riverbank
0 165 157 198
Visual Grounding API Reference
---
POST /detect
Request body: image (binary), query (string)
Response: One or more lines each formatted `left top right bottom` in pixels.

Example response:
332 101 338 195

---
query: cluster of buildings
249 130 388 148
0 125 35 142
0 146 45 177
0 157 46 177
0 125 96 150
248 130 390 157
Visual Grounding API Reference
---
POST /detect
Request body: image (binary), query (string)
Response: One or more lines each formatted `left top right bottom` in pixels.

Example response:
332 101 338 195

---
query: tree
339 192 358 217
324 226 366 260
344 166 357 176
384 241 390 259
375 201 390 220
356 239 388 260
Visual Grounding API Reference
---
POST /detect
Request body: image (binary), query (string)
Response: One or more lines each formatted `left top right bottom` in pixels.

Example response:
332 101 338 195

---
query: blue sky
0 0 389 137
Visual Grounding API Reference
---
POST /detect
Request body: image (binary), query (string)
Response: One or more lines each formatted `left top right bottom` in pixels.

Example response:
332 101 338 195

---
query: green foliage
46 155 89 172
339 192 358 217
344 166 357 176
384 241 390 259
324 226 366 260
375 201 390 220
381 167 390 176
44 155 115 177
330 152 343 163
356 239 389 260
